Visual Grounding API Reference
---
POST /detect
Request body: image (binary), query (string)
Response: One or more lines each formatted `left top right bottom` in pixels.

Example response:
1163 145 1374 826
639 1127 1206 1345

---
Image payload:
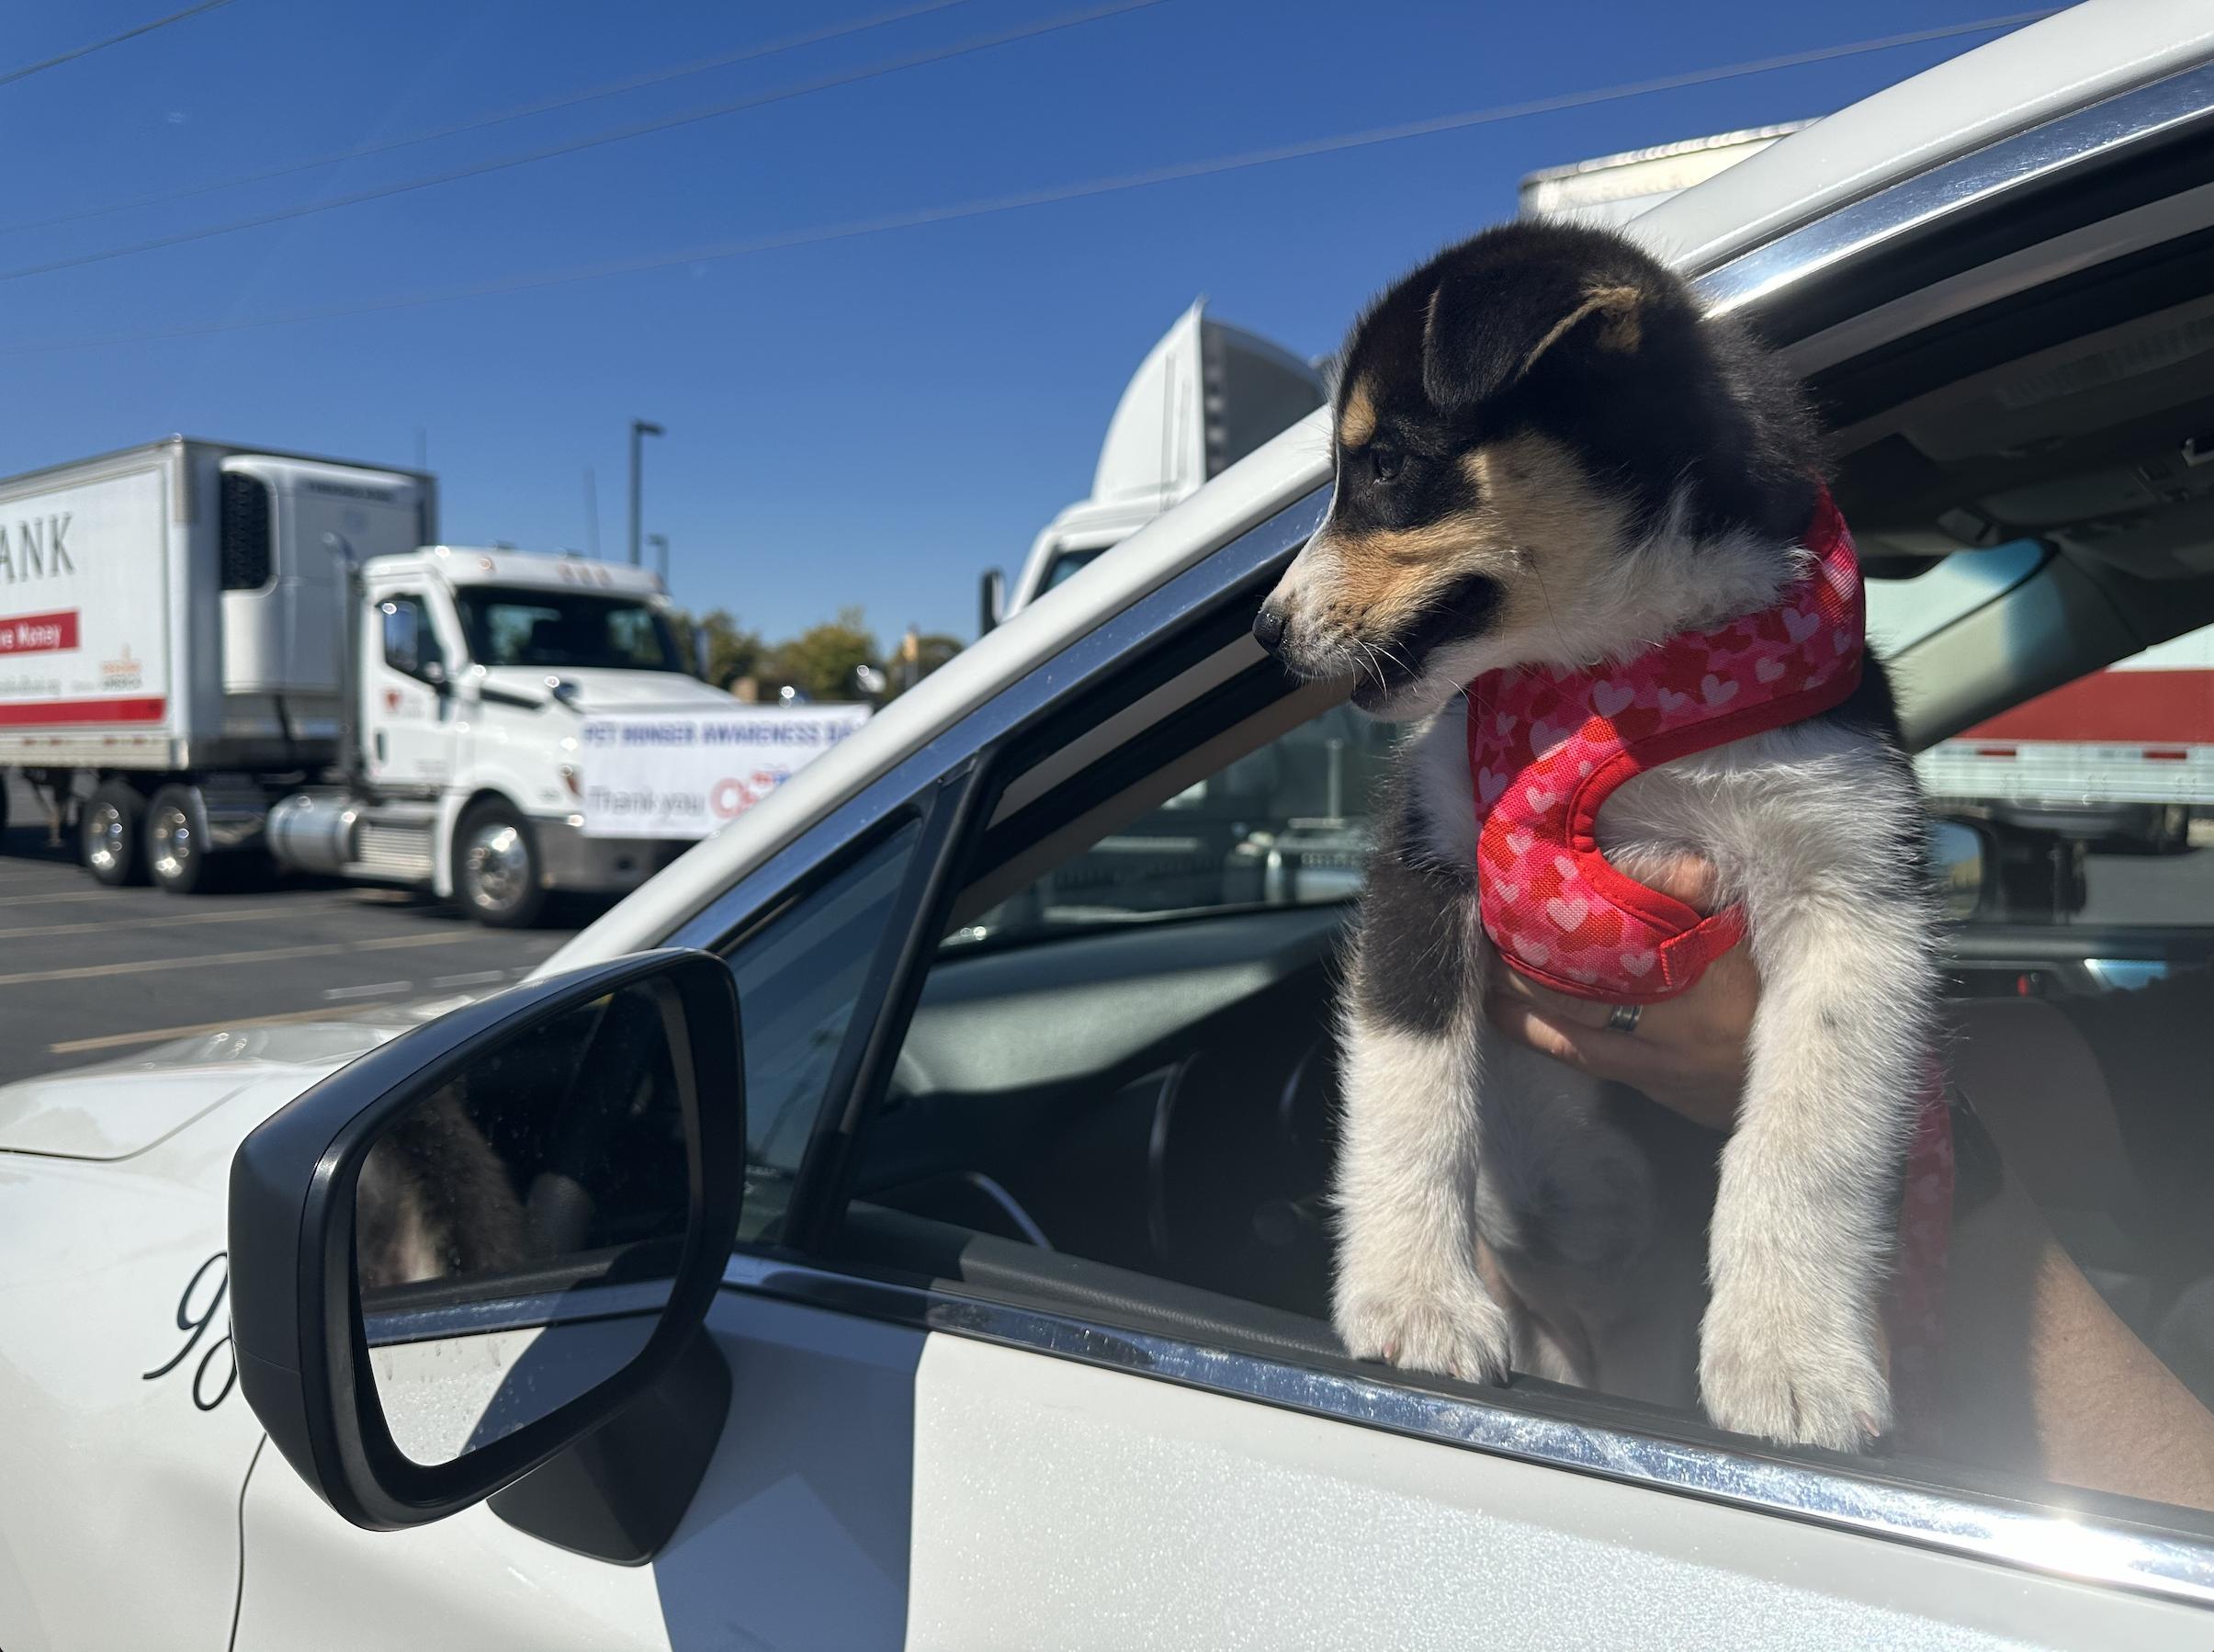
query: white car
13 6 2214 1646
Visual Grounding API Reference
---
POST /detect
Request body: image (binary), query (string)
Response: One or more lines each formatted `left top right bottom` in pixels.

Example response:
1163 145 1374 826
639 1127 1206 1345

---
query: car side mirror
228 950 744 1542
1930 817 1992 921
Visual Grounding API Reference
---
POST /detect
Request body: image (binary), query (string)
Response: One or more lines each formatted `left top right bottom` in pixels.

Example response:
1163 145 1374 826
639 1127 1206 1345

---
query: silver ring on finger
1607 1001 1643 1035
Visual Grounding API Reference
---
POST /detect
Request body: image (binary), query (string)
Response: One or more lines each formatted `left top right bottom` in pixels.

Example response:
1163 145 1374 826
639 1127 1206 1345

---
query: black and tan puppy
1254 221 1937 1450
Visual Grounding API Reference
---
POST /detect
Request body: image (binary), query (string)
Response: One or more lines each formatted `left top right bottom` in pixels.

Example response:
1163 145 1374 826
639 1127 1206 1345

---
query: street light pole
628 419 663 566
648 532 669 585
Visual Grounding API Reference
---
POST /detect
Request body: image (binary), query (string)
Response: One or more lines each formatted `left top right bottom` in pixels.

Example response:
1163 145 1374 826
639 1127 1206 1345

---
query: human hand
1483 854 1758 1130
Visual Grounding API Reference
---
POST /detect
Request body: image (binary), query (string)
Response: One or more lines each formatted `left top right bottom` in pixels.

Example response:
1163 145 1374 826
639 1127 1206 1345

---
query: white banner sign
578 705 871 839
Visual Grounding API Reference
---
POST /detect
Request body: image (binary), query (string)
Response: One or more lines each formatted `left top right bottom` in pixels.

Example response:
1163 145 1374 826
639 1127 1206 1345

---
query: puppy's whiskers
1527 557 1579 669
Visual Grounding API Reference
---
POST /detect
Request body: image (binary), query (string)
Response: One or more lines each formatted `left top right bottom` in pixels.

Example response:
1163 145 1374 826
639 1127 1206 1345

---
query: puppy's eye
1370 446 1404 484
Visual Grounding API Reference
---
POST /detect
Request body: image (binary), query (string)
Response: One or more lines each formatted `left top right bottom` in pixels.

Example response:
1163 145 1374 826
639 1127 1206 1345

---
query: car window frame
674 58 2214 1603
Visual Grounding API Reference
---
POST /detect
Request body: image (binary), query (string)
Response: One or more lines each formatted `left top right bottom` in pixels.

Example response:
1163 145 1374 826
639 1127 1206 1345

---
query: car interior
743 215 2214 1519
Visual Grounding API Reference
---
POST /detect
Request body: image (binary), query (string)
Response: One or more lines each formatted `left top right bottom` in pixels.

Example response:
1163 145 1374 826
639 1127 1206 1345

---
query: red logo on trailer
0 609 77 654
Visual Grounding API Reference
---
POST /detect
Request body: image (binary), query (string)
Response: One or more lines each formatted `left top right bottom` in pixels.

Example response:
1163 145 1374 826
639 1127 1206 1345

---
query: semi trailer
0 436 744 925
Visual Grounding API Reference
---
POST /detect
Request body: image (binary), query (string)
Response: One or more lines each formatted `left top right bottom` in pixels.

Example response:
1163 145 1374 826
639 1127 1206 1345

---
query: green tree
668 606 763 690
760 606 882 702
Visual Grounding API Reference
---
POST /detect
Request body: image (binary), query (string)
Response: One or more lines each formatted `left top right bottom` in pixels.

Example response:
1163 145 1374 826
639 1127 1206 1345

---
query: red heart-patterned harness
1463 491 1951 1433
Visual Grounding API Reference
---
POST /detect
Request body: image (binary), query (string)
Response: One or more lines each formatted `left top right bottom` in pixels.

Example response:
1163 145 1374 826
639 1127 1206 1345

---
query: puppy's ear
1420 269 1646 413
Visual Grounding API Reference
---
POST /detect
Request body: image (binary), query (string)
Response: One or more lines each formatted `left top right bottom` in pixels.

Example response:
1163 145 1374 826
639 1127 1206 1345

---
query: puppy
356 1093 528 1293
1254 221 1938 1451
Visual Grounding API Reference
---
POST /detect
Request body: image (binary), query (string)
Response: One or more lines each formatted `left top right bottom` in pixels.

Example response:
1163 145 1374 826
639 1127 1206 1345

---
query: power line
0 0 977 237
0 0 1168 287
0 9 2057 357
0 0 236 90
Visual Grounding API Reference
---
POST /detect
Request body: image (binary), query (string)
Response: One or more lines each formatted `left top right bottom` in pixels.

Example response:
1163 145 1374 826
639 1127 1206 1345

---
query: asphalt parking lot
0 775 582 1087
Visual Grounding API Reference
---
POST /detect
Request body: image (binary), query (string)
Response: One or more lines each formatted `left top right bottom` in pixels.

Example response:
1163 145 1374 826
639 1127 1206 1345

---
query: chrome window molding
670 486 1330 955
1697 59 2214 326
723 1251 2214 1612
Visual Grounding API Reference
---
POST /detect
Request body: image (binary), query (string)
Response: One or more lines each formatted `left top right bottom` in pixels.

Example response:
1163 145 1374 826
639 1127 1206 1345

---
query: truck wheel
84 780 149 886
147 784 223 895
454 802 547 928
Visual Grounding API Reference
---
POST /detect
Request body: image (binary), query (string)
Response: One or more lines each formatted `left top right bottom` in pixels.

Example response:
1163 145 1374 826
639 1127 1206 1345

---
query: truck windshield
450 586 684 673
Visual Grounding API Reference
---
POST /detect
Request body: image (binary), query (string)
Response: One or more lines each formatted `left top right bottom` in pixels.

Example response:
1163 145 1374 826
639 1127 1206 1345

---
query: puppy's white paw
1338 1281 1514 1386
1699 1287 1891 1454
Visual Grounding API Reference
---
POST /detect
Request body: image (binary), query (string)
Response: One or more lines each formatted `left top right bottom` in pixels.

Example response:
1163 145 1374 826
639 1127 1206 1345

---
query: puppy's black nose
1252 604 1288 654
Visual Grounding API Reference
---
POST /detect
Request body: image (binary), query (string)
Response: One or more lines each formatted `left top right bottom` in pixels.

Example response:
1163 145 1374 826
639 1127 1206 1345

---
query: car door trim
1698 59 2214 337
722 1250 2214 1612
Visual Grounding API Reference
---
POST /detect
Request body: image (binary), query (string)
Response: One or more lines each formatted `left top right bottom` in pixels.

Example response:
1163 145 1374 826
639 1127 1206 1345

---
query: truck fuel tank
265 789 361 877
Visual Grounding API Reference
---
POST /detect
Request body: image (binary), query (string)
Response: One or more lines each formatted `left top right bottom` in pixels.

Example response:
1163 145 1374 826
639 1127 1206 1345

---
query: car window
1042 547 1107 594
847 627 2214 1532
378 594 442 677
945 704 1400 952
722 822 919 1243
1931 628 2214 931
1864 539 2044 653
870 696 1365 1309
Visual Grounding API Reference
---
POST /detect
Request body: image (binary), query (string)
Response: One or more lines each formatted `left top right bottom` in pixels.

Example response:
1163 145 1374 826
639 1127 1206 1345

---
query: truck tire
84 780 149 886
453 800 548 928
146 784 223 895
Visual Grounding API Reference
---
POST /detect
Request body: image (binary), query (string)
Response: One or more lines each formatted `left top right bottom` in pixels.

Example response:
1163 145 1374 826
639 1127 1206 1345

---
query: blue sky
0 0 2041 643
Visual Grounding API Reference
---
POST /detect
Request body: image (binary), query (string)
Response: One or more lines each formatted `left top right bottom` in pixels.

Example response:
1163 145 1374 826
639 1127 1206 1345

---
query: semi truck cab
268 547 729 926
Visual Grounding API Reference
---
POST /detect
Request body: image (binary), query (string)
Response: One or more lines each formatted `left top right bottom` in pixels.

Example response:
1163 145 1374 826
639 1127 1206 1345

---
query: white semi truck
0 436 740 924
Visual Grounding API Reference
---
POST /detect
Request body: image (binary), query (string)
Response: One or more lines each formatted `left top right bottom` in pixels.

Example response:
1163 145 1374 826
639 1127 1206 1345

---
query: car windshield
451 587 683 673
1041 547 1108 594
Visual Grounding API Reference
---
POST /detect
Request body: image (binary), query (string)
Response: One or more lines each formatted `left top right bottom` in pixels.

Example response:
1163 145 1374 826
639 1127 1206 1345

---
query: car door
363 587 458 792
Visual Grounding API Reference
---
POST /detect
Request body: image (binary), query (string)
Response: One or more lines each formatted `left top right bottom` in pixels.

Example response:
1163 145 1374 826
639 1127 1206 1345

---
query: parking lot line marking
0 901 352 941
0 928 482 988
47 1003 366 1056
430 969 507 988
322 980 412 1001
0 886 145 907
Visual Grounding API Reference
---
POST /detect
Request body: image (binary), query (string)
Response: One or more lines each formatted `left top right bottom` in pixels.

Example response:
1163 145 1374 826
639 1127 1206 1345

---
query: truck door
365 590 458 791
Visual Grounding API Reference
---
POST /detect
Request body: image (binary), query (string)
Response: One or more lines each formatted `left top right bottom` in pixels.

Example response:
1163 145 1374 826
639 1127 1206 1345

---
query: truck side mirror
228 950 745 1549
978 569 1005 637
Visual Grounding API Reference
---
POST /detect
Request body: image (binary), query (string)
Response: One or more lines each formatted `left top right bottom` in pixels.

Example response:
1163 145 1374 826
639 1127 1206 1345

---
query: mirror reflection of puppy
356 1093 529 1292
1255 221 1938 1451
